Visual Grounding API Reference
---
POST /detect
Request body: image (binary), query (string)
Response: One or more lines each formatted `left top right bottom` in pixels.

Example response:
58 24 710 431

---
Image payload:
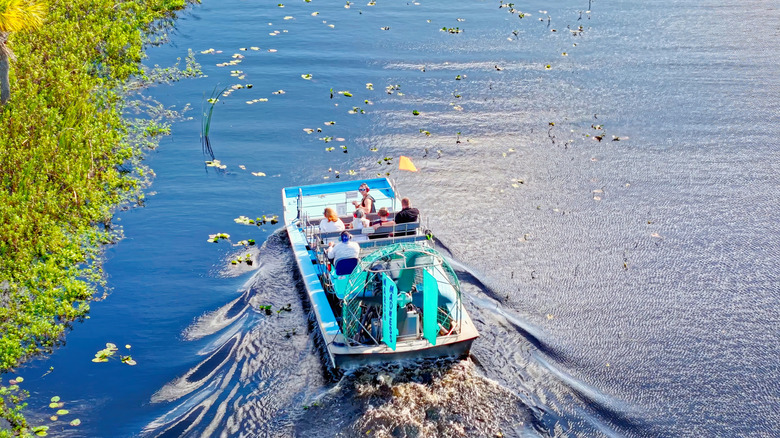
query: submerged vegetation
0 0 200 433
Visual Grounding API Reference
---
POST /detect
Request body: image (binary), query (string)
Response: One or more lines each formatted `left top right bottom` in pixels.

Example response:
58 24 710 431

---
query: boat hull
332 337 476 369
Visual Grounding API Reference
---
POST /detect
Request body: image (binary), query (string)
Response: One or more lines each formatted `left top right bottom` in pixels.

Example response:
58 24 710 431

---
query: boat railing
308 222 429 251
301 199 356 219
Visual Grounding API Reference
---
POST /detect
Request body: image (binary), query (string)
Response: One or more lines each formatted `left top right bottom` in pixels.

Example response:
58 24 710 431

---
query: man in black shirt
395 197 419 224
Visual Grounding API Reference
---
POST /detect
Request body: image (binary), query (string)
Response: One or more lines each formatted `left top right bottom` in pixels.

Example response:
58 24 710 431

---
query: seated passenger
394 197 419 236
327 231 360 266
319 207 345 233
349 208 371 242
370 207 395 228
395 197 419 223
369 207 395 239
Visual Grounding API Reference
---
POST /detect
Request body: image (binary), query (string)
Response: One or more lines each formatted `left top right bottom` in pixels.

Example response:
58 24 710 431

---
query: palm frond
0 0 46 32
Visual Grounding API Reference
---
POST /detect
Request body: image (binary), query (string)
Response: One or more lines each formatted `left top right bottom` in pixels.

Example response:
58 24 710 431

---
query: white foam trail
151 332 240 403
184 292 249 341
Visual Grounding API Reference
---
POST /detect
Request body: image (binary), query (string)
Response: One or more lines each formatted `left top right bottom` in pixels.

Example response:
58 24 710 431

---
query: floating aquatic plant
230 253 253 266
234 216 254 225
91 343 135 365
205 160 227 169
208 233 230 243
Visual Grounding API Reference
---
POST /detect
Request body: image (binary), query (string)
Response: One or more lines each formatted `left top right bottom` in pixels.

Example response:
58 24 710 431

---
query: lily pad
234 216 254 225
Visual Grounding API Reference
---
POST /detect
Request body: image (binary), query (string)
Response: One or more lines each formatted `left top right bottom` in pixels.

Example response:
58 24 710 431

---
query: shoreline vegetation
0 0 199 434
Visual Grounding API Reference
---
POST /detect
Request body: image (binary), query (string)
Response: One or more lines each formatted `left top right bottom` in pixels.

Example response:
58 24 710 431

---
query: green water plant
201 85 230 160
92 343 135 366
1 0 201 432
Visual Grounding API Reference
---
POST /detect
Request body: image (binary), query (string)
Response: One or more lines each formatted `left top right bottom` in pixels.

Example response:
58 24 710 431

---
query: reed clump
0 0 198 433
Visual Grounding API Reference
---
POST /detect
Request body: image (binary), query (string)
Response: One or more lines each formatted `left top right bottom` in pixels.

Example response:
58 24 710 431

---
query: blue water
17 0 779 436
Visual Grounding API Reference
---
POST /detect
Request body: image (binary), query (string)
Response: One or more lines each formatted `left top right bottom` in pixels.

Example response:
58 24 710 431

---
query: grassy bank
0 0 197 433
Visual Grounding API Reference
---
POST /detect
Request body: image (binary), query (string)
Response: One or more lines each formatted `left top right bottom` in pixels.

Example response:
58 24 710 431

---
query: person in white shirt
327 231 360 265
349 208 371 241
319 207 345 232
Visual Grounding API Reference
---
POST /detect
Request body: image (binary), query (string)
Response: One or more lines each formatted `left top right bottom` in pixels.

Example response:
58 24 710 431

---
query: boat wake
142 231 326 437
141 231 642 437
445 249 653 437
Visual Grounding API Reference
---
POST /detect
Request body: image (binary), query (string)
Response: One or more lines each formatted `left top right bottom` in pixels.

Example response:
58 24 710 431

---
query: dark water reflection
18 0 778 436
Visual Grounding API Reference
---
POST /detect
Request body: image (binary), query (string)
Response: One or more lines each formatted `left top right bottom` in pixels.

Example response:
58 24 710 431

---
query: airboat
282 178 479 369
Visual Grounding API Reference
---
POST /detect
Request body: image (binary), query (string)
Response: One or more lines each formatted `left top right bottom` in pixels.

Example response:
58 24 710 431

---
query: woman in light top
319 207 345 232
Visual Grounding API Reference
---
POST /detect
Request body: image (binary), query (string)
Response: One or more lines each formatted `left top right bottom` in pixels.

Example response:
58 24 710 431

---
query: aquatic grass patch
201 85 229 160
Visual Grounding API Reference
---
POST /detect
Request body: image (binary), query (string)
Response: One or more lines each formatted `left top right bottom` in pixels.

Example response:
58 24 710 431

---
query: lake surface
19 0 779 436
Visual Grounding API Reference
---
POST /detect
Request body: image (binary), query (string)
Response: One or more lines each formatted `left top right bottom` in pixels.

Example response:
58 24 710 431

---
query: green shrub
0 0 198 432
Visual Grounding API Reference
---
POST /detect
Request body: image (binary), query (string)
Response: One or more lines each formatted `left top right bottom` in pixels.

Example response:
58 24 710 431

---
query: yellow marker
398 156 418 172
